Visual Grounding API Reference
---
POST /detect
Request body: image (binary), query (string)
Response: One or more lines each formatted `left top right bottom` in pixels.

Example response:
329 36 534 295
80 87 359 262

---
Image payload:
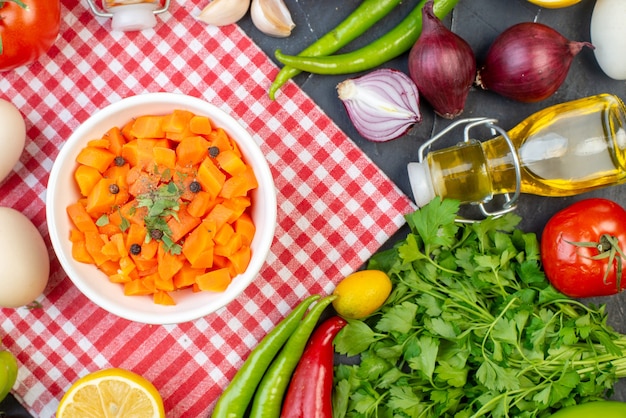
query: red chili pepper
280 315 347 418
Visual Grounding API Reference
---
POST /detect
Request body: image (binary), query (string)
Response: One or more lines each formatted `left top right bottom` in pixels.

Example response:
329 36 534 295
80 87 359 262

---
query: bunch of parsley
333 198 626 418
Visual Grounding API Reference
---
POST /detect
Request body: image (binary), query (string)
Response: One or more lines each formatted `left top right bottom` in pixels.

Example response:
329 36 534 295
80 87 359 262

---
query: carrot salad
66 110 258 305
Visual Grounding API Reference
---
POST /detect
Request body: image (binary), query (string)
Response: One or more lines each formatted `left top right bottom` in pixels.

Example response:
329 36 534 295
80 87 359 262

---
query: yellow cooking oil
428 140 493 203
426 94 626 204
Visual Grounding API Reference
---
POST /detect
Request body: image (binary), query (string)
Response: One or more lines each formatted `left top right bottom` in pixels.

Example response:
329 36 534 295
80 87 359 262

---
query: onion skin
337 68 422 142
476 22 593 103
407 0 476 119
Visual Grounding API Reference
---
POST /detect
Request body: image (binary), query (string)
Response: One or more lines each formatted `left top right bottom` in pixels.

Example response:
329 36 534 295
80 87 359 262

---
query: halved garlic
197 0 250 27
250 0 295 38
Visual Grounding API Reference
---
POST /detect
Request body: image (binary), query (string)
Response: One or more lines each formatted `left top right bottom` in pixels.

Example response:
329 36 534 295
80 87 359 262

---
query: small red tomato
541 198 626 298
0 0 61 71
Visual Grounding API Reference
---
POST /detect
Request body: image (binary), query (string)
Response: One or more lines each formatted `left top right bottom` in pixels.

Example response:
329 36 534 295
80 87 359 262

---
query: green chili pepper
0 349 18 403
274 0 460 75
211 294 321 418
268 0 402 100
248 295 337 418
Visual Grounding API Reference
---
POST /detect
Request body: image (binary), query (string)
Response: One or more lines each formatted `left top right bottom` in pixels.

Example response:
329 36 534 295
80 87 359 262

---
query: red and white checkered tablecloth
0 0 415 416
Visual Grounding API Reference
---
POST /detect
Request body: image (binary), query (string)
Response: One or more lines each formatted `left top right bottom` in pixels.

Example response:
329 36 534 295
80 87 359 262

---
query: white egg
0 207 50 308
0 99 26 183
590 0 626 80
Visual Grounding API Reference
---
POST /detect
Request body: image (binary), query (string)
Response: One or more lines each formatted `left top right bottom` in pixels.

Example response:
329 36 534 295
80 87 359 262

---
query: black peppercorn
109 184 120 195
129 243 142 255
150 229 164 240
114 156 126 167
189 180 201 193
208 146 220 158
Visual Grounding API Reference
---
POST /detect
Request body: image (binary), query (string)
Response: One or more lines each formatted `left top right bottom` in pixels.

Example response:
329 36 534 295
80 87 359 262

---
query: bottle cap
407 162 435 207
110 3 158 31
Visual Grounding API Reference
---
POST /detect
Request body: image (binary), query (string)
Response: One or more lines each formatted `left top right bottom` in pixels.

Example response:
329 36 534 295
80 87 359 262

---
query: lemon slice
526 0 582 8
57 368 165 418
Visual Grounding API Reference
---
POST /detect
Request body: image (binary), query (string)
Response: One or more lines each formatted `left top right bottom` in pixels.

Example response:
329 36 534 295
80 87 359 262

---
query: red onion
337 68 422 142
476 22 593 103
407 0 476 119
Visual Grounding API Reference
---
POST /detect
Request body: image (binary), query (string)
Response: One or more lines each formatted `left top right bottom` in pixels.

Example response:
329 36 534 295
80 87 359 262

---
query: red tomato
541 198 626 298
0 0 61 71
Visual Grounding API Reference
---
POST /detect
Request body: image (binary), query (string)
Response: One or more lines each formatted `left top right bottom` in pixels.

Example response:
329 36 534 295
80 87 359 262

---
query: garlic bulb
250 0 295 38
197 0 250 27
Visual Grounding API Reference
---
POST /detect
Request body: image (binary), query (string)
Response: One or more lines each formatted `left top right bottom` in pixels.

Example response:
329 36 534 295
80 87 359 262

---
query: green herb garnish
333 198 626 417
95 214 109 227
136 181 183 254
119 212 130 232
25 300 43 310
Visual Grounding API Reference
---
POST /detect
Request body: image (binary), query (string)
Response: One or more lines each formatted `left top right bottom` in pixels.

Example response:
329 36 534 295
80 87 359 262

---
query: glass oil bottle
408 94 626 216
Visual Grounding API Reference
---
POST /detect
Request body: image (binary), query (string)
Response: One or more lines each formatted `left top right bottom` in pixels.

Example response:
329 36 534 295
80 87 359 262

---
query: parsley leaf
405 197 459 252
334 321 385 356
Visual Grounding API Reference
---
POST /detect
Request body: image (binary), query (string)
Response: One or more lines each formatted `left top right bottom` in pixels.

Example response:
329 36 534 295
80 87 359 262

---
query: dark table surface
3 0 626 415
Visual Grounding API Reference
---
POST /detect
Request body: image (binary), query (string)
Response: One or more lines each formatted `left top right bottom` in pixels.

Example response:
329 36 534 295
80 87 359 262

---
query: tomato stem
0 0 29 9
566 233 626 292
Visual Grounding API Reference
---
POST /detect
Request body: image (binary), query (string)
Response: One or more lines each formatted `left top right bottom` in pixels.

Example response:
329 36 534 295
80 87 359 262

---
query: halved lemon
57 368 165 418
527 0 582 8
